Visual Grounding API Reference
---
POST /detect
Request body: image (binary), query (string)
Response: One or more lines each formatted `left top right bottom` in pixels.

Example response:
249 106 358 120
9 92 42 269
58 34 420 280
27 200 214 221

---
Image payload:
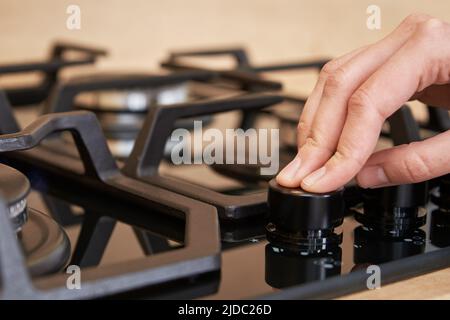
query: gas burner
72 73 191 158
0 97 220 299
43 71 233 159
0 163 30 231
21 208 71 276
0 163 70 276
75 75 191 112
2 41 450 299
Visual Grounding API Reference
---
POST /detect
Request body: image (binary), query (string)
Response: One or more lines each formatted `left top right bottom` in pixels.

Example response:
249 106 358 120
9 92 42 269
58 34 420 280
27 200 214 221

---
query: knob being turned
266 179 344 249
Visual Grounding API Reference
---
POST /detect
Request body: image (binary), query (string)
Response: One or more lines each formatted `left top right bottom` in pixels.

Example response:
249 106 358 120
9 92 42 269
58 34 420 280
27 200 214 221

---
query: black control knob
266 179 344 248
355 183 428 237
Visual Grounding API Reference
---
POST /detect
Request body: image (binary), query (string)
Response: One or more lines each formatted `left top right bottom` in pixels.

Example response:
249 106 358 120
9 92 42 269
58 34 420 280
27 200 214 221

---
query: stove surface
0 45 449 299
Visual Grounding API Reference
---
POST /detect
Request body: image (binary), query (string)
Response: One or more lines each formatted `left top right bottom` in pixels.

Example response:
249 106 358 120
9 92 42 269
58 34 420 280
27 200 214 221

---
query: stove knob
266 179 344 247
356 183 428 237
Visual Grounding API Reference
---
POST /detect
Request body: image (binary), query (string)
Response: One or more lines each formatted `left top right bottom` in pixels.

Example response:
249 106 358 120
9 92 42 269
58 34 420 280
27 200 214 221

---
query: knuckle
323 68 347 96
304 135 333 155
305 136 321 149
348 88 387 120
321 60 338 75
402 13 432 26
401 144 433 182
348 90 370 115
416 18 446 39
319 60 339 81
335 146 365 167
297 120 308 132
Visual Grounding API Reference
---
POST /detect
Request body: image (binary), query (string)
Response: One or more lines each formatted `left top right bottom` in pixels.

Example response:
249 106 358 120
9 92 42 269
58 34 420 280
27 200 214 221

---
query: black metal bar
258 245 450 299
169 47 251 68
70 214 116 268
42 195 83 226
0 108 220 299
50 41 107 59
2 42 107 106
0 111 118 180
161 61 282 91
248 59 328 73
133 228 172 255
0 91 20 134
44 70 214 114
427 106 450 132
387 105 421 145
0 58 95 75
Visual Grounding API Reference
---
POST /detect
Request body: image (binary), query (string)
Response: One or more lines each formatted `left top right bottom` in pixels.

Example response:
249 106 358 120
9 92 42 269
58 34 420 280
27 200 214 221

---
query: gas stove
0 43 450 300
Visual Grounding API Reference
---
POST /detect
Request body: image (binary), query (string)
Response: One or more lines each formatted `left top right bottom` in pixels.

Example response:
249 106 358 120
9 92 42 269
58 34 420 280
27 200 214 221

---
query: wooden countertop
340 267 450 299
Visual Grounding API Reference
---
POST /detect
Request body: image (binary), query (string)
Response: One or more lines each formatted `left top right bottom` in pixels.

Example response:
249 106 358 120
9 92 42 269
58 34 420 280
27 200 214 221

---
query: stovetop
0 42 449 299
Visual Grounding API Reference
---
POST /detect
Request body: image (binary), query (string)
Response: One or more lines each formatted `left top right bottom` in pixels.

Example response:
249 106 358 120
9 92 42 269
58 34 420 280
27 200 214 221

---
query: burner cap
21 208 71 277
0 164 30 231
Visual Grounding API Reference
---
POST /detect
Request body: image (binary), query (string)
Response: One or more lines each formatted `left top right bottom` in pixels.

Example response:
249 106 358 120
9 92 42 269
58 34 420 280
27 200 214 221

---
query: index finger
301 23 438 192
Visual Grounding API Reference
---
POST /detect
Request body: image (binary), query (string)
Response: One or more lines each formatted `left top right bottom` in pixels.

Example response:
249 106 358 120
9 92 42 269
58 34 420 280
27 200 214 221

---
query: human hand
276 14 450 192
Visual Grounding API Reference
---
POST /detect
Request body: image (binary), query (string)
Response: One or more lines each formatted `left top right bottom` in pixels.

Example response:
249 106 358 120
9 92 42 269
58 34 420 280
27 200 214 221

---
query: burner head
266 179 344 249
0 164 30 231
21 209 71 276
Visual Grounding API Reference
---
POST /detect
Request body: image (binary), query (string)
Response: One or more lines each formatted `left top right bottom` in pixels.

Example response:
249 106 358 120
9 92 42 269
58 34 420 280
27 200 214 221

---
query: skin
276 14 450 192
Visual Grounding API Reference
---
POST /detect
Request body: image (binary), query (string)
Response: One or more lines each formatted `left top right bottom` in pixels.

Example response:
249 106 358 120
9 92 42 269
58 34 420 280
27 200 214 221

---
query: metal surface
21 208 71 276
1 41 450 299
123 93 283 219
0 97 220 299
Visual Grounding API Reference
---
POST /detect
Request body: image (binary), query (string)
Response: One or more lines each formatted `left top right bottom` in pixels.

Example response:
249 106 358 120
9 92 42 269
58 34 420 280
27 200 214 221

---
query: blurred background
2 0 450 69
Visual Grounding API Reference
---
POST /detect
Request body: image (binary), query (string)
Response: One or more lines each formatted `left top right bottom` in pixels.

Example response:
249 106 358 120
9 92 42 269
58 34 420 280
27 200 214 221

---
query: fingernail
357 165 389 188
277 156 302 180
302 166 326 187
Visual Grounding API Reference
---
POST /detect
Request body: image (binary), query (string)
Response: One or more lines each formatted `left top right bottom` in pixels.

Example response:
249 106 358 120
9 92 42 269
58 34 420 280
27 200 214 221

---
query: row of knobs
265 178 441 289
267 177 432 247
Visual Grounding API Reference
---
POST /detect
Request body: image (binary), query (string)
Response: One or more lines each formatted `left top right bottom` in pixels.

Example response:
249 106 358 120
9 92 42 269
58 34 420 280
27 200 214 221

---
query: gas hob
0 43 450 299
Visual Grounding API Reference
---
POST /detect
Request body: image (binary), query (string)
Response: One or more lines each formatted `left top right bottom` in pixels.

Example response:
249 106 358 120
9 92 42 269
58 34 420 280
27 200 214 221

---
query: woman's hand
276 14 450 192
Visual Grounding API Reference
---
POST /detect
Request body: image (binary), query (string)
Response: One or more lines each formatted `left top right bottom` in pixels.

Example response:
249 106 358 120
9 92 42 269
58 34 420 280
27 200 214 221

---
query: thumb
357 130 450 188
